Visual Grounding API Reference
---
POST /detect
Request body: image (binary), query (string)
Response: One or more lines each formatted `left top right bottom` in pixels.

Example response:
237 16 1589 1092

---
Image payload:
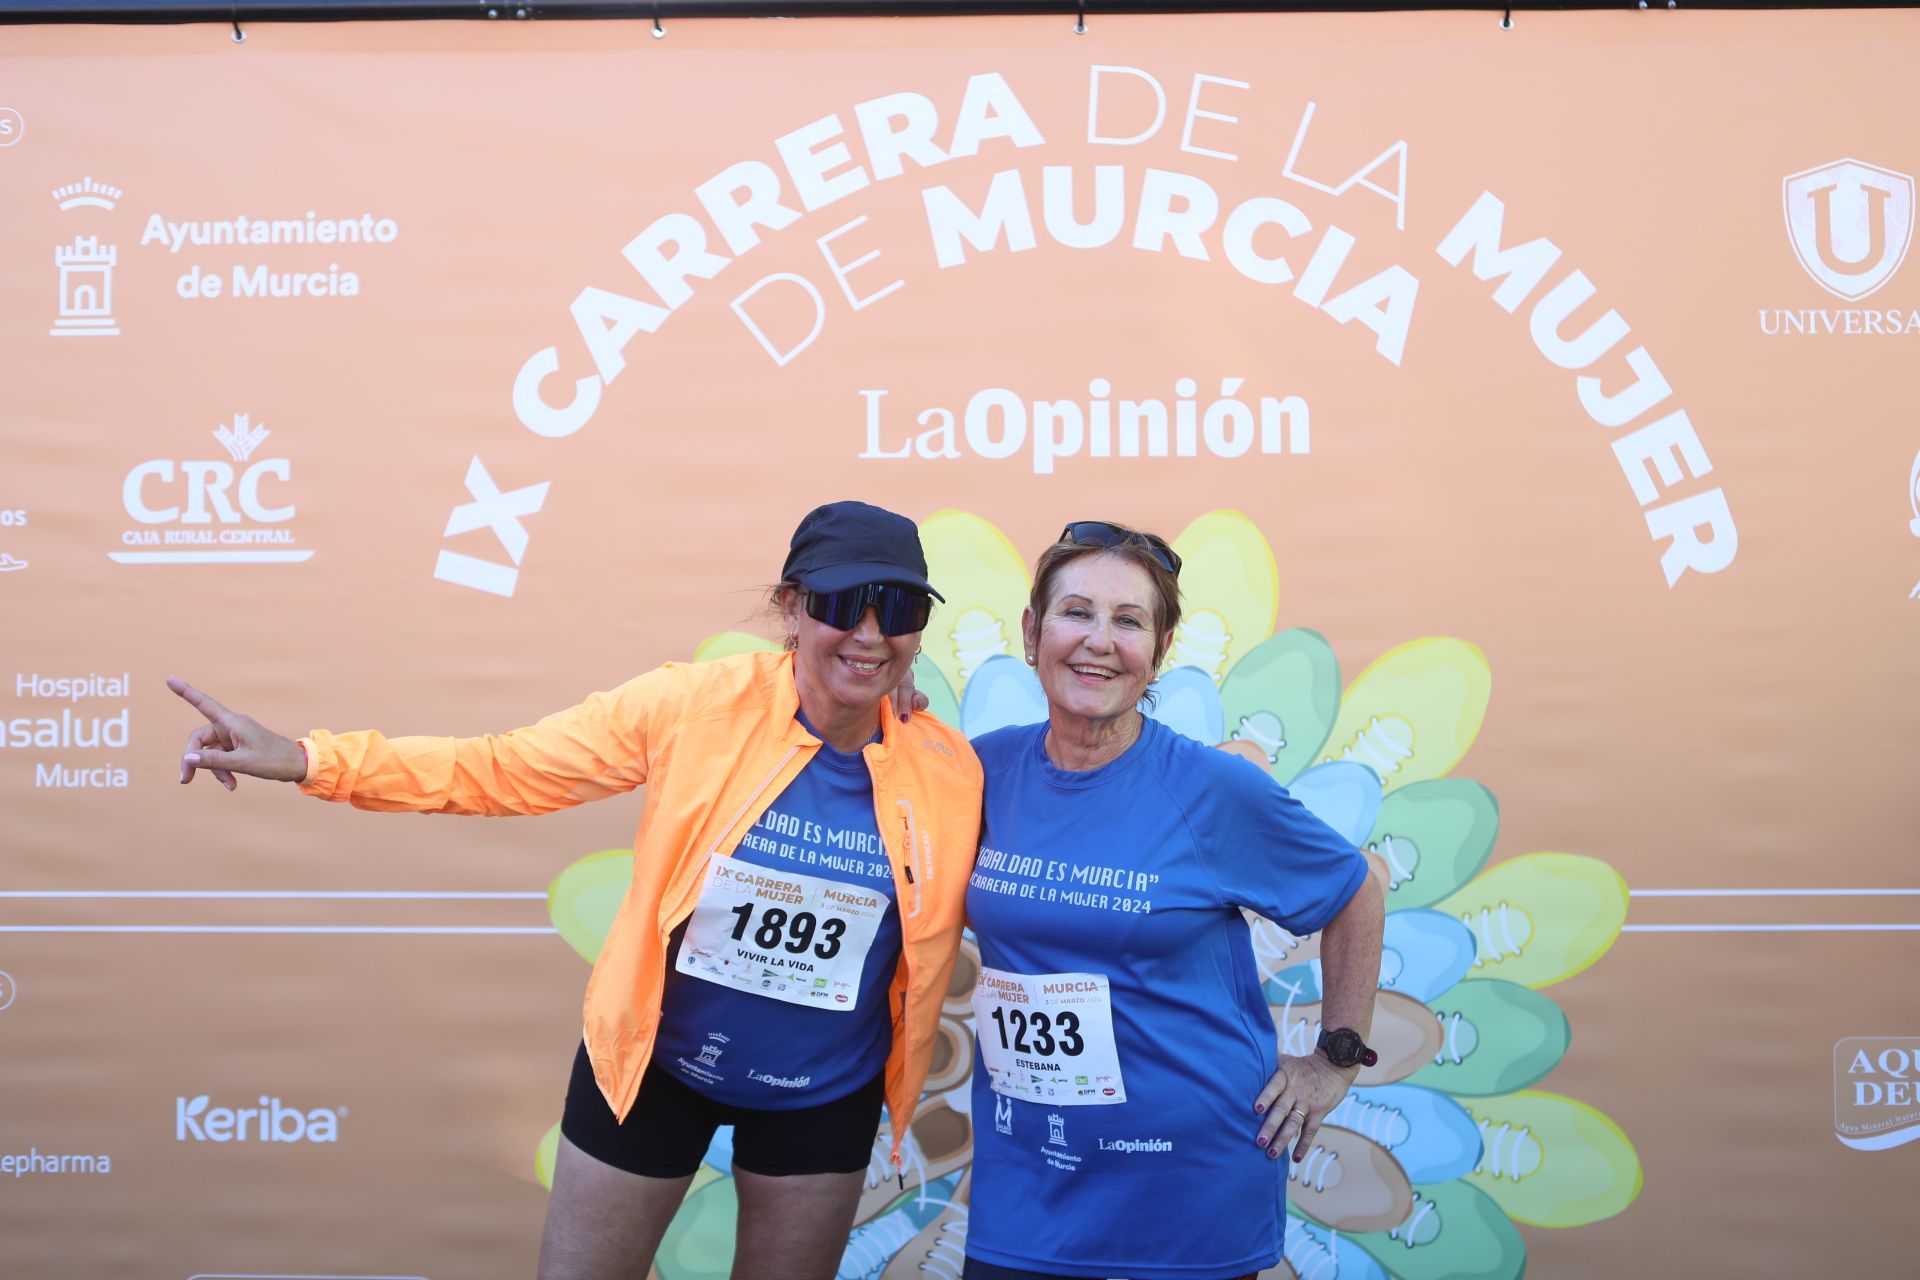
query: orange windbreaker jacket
296 651 983 1163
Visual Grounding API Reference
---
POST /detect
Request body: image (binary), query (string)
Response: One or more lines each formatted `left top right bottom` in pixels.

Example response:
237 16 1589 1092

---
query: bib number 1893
727 903 846 960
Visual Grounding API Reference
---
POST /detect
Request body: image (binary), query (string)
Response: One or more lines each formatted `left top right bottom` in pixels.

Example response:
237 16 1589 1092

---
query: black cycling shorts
558 1041 886 1179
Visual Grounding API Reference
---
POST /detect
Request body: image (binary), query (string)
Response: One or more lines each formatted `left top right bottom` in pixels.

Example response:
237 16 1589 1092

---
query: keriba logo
175 1094 343 1143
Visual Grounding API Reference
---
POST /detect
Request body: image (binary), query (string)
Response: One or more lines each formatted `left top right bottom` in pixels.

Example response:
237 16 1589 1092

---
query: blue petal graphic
1286 761 1383 845
959 655 1048 737
1378 909 1478 1003
1325 1084 1482 1184
1144 665 1225 745
1285 1209 1392 1279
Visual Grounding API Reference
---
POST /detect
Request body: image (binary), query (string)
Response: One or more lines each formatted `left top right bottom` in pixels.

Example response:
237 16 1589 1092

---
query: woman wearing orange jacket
170 501 984 1280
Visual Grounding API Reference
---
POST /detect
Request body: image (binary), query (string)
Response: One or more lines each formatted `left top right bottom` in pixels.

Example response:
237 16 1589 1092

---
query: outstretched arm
169 676 307 790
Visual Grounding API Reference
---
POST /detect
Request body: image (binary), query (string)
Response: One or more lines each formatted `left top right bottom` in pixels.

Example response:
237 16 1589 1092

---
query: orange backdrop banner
2 9 1918 1278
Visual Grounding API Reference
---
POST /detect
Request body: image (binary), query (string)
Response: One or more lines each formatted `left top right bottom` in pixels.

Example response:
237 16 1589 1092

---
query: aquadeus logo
1833 1037 1920 1151
1784 159 1915 301
175 1094 343 1143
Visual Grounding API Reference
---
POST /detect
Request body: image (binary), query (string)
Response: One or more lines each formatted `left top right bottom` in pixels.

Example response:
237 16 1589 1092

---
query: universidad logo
1783 158 1915 302
536 510 1642 1280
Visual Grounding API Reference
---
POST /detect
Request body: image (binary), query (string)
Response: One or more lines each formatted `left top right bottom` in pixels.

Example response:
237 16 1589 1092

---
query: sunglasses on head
803 583 934 636
1058 521 1183 577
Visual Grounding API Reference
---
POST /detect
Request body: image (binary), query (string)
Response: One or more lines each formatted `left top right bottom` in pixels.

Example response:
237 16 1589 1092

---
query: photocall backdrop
2 8 1917 1278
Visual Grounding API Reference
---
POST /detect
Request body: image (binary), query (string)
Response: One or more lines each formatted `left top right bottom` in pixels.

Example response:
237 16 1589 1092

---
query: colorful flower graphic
542 509 1641 1279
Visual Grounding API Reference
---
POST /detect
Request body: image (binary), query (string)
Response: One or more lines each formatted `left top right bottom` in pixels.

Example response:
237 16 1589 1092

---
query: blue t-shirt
652 716 901 1108
965 716 1368 1280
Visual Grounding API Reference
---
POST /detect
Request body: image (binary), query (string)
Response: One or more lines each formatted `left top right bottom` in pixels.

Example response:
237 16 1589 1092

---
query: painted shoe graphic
1364 779 1498 910
1248 911 1317 984
957 654 1047 737
1285 761 1384 847
547 848 633 964
1349 1180 1526 1280
1270 989 1443 1087
919 509 1031 700
1164 510 1280 682
923 1016 975 1094
1288 1124 1414 1232
1318 638 1491 794
876 1169 970 1279
1433 852 1629 989
1145 664 1226 744
534 1120 561 1189
693 630 779 663
911 653 961 726
1407 978 1568 1097
1376 909 1477 1003
854 1095 972 1225
654 1165 736 1280
1268 909 1475 1007
1276 1210 1390 1280
946 934 980 1017
1323 1084 1482 1184
1219 627 1340 785
0 553 27 573
1463 1090 1642 1227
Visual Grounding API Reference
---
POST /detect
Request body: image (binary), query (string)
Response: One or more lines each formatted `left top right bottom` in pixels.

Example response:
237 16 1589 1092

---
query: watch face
1323 1027 1362 1065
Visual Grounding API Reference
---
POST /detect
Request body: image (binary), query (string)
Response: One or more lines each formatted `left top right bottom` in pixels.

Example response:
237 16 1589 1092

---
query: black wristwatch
1316 1026 1378 1069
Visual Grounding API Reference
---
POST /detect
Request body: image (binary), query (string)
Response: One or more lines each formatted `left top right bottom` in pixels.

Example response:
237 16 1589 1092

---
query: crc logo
1833 1037 1920 1151
112 414 313 564
175 1094 343 1143
1783 159 1916 301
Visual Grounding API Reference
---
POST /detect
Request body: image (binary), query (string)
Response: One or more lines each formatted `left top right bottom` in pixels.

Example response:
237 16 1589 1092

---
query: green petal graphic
1435 853 1629 988
655 1168 734 1280
1465 1090 1643 1227
1320 638 1491 794
548 848 634 964
1366 779 1499 910
912 652 961 727
1408 978 1569 1097
1346 1180 1526 1280
1218 628 1341 784
693 631 780 662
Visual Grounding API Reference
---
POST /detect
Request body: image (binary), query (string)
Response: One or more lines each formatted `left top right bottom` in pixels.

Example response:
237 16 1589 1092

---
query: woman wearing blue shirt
961 521 1386 1280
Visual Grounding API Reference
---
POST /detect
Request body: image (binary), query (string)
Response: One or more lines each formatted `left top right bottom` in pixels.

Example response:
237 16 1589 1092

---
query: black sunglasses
1059 521 1183 577
804 583 934 636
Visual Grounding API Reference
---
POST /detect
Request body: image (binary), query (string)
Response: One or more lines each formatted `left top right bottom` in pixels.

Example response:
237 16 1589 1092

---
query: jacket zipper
659 745 801 932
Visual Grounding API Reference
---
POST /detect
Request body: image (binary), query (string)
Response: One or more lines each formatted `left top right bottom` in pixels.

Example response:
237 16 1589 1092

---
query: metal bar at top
3 0 1916 26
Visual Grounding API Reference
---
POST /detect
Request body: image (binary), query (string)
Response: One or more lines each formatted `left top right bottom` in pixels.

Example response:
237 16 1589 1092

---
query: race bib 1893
676 858 888 1012
972 966 1126 1105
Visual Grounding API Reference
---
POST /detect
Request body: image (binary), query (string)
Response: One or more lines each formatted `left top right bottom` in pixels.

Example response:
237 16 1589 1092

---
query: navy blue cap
781 501 943 600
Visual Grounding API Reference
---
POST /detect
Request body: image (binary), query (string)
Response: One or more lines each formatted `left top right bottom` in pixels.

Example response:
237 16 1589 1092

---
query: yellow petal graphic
534 1120 560 1190
1164 510 1279 682
920 509 1032 700
693 631 780 663
1435 853 1630 989
1320 638 1490 793
548 848 634 964
1464 1090 1643 1227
